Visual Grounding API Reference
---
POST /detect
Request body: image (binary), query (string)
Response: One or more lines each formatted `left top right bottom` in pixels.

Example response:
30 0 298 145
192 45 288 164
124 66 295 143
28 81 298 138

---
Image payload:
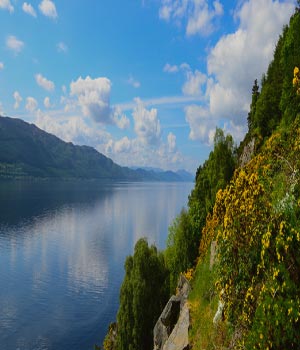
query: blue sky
0 0 296 173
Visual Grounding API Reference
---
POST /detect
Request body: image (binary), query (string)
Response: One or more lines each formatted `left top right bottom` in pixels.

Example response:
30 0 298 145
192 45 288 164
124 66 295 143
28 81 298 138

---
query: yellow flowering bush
293 66 300 95
199 116 300 349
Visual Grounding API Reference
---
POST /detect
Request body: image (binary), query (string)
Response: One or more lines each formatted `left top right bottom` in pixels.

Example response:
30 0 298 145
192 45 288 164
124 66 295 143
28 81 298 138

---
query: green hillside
0 116 140 180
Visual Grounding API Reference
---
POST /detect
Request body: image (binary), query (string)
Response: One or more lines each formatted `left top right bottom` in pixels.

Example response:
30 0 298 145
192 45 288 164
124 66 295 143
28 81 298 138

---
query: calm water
0 180 193 350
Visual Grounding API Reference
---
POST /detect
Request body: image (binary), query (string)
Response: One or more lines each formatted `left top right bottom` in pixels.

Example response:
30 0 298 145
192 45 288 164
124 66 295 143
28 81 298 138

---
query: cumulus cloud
57 42 68 53
159 0 223 36
39 0 57 19
185 104 215 144
35 111 111 146
114 136 132 153
13 91 23 109
184 0 294 144
26 97 38 112
70 75 129 129
70 76 111 122
35 73 55 91
22 2 37 17
0 62 4 70
207 0 294 122
0 0 14 13
101 98 187 170
6 35 24 55
132 98 161 145
127 76 141 88
44 96 51 108
182 69 206 97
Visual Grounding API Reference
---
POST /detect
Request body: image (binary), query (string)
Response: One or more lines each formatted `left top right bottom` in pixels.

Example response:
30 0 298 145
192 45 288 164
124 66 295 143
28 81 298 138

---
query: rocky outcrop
239 137 255 167
153 275 191 350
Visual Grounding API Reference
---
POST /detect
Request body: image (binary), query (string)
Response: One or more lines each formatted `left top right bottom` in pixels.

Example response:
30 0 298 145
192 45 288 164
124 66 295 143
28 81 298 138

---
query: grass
188 250 231 350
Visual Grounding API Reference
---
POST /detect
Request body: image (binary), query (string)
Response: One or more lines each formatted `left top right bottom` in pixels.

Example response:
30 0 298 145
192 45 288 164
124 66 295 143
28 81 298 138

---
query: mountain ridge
0 116 192 182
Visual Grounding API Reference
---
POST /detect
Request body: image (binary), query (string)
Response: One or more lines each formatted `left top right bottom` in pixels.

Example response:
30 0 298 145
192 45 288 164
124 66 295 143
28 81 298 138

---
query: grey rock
162 302 190 350
153 275 191 350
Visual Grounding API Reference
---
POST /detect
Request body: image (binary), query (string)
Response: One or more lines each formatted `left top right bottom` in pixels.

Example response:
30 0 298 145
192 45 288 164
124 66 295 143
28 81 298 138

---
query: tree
247 79 260 132
116 239 169 350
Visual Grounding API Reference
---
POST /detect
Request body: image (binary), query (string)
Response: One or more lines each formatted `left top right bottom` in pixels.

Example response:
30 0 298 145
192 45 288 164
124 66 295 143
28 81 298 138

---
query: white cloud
185 104 215 144
6 35 24 55
111 106 130 129
39 0 57 19
35 111 111 146
70 75 130 129
132 98 161 145
182 69 206 96
114 136 131 153
207 0 294 123
159 0 223 36
0 0 14 13
35 73 55 91
57 42 68 53
13 91 23 109
0 62 4 70
26 97 38 112
22 2 37 17
184 0 295 143
127 76 141 88
186 0 223 36
163 63 179 73
167 132 176 152
70 76 111 123
44 97 51 108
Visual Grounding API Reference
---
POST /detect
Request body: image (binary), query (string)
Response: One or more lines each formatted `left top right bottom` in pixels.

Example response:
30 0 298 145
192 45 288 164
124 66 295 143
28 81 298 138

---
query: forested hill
99 6 300 350
0 116 191 181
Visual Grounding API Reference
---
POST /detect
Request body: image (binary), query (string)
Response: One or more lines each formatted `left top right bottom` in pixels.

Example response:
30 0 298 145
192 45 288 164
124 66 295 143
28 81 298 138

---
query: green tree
252 29 286 138
116 238 169 350
280 11 300 124
165 128 236 292
247 79 260 132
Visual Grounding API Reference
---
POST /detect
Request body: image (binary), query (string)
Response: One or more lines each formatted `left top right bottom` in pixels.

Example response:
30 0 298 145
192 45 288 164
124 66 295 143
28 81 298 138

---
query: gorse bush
199 115 300 349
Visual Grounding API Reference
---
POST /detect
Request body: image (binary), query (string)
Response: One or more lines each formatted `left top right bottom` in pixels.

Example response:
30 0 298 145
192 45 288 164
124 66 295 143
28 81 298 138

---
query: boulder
153 275 191 350
162 302 190 350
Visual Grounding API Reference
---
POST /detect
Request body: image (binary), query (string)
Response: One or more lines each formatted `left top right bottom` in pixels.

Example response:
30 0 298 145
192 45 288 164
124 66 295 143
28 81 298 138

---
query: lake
0 180 193 350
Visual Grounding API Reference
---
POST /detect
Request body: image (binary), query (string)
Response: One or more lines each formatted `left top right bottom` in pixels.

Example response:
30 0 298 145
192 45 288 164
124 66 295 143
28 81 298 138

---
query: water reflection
0 180 193 350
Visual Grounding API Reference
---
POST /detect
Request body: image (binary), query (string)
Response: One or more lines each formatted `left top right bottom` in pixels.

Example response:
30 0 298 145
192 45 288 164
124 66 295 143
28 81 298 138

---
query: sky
0 0 297 173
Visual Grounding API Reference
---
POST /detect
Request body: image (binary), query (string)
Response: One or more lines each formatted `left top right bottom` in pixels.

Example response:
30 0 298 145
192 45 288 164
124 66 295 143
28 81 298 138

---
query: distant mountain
175 169 194 182
131 167 194 182
0 116 193 182
0 116 142 180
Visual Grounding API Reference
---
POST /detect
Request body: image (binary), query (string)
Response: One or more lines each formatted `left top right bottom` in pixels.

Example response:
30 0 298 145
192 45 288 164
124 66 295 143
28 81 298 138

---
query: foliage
247 79 260 133
293 66 300 94
189 251 231 350
246 10 300 141
165 209 195 291
165 128 236 292
102 323 117 350
251 28 286 138
200 116 300 349
116 238 169 350
280 11 300 124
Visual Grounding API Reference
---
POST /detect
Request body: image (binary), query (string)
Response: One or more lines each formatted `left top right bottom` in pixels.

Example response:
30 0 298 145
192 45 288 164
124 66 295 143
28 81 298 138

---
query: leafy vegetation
165 128 236 292
116 238 169 350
